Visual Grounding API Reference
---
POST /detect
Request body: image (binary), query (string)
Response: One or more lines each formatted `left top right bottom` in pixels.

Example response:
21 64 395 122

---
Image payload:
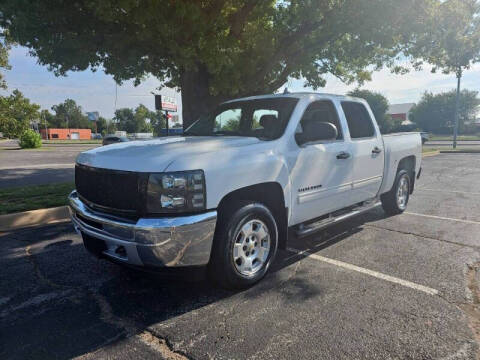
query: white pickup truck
69 93 422 288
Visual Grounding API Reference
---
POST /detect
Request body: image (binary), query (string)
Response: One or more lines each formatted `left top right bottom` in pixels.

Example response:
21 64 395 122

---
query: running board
295 201 381 238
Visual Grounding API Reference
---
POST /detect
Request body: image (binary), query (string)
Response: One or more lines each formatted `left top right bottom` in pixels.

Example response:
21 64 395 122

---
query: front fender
165 147 291 212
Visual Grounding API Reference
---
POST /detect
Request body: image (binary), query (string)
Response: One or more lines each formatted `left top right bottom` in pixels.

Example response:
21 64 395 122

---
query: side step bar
294 201 382 238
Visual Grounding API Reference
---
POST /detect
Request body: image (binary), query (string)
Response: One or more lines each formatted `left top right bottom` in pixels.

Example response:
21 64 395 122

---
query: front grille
75 164 141 214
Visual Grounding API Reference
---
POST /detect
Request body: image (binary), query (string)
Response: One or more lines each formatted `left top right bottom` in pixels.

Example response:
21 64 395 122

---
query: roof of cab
223 92 365 104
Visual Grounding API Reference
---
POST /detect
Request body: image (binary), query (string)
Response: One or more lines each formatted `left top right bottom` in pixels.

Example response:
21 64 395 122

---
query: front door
289 100 353 225
340 101 385 203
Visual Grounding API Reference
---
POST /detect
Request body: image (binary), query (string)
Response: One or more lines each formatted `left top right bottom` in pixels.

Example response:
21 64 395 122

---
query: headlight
146 170 206 213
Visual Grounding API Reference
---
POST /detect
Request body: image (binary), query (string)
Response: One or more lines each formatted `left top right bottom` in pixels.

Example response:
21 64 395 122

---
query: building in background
387 103 415 125
40 128 91 140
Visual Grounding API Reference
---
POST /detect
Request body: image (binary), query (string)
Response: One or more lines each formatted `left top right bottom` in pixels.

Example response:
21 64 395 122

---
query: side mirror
295 121 338 145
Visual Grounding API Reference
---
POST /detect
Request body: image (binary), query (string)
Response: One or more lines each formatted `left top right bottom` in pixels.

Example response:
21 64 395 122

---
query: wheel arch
397 155 416 194
216 182 288 249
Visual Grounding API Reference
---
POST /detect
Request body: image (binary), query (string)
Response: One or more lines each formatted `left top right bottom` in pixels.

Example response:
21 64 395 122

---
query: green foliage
0 90 40 138
49 99 90 129
114 104 160 134
0 0 436 126
410 90 480 134
407 0 480 77
0 37 10 89
18 128 42 148
347 89 402 133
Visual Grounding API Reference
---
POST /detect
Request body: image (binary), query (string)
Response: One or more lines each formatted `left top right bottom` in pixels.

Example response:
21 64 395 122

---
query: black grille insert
75 164 140 214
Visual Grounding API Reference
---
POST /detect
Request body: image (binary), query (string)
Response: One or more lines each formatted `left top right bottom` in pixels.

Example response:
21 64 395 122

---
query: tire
209 202 278 289
381 169 411 215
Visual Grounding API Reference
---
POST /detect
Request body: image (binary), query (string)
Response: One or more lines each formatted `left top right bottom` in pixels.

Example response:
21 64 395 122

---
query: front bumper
68 191 217 267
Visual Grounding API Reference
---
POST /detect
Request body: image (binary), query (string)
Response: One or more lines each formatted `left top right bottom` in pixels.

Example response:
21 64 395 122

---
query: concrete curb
422 150 440 157
440 150 480 154
0 206 70 232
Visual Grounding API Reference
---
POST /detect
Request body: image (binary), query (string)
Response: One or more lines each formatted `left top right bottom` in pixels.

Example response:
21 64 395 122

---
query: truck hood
76 136 262 172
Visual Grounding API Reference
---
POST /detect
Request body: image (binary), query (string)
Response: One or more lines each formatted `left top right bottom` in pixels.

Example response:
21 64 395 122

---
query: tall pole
165 110 169 136
43 112 49 140
453 71 461 149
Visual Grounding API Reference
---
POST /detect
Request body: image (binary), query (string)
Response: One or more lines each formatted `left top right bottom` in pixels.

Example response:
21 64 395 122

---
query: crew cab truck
69 93 422 289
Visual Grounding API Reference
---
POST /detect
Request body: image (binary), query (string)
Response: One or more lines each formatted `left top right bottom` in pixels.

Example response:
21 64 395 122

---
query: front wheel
209 202 278 289
381 169 411 215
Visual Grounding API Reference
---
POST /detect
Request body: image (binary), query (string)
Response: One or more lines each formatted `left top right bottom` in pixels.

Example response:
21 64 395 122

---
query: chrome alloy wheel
396 175 409 210
232 219 271 277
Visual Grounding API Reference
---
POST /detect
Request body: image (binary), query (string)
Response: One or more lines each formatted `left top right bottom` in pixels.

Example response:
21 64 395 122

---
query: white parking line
286 247 439 296
404 212 480 225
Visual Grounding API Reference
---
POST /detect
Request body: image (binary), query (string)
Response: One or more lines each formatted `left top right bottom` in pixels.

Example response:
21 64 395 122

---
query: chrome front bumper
68 191 217 267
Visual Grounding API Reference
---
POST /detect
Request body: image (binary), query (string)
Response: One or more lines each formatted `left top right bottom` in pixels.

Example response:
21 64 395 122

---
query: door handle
372 147 382 154
336 151 350 160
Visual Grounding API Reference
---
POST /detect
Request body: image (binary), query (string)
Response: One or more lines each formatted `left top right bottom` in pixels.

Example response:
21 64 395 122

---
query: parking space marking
405 212 480 225
286 247 439 296
417 188 480 196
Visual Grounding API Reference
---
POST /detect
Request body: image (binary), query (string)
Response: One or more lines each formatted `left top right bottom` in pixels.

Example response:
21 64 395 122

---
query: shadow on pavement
0 209 390 359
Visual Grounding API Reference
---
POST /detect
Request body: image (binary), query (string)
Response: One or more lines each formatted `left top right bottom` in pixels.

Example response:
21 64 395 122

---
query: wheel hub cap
233 219 270 276
396 176 409 210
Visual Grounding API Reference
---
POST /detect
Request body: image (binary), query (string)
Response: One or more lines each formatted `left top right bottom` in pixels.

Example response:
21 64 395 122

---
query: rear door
341 101 384 203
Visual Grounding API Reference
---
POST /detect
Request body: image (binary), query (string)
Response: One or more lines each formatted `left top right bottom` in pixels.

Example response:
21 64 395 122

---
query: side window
298 100 343 140
214 109 241 132
341 102 375 139
252 109 279 130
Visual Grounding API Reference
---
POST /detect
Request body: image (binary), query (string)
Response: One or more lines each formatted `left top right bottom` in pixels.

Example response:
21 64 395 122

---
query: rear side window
341 102 375 139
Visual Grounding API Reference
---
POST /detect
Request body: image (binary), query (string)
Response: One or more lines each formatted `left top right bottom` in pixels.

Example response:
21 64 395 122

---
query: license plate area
82 233 107 257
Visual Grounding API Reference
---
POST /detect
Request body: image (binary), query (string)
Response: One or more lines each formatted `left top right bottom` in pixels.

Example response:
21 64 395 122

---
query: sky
2 45 480 123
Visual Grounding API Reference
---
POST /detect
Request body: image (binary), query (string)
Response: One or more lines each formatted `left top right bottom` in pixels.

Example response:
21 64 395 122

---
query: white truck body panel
76 93 422 228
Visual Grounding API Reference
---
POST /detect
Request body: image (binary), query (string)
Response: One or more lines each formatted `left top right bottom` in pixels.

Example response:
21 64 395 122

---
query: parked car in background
102 135 129 146
71 93 422 289
91 133 103 140
420 132 429 144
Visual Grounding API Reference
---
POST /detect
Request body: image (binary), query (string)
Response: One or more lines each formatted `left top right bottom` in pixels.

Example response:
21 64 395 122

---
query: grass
429 135 480 141
43 139 102 144
0 182 75 215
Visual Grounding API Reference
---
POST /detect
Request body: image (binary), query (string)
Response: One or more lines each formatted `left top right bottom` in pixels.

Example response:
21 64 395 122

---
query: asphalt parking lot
1 153 480 359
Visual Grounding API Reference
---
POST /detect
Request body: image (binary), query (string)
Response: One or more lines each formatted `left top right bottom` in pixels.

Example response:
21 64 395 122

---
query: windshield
184 97 299 140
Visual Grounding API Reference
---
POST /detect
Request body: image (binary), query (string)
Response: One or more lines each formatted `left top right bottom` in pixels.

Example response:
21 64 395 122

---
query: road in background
0 140 98 188
1 153 480 359
425 140 480 147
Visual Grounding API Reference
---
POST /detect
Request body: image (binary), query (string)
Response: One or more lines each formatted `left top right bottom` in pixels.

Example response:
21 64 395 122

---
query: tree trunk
180 65 225 129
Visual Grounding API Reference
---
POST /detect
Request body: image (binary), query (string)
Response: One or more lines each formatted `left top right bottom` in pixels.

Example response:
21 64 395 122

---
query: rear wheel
381 169 411 215
209 202 278 289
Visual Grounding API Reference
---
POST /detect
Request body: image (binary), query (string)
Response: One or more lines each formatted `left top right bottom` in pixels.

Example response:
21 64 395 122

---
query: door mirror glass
296 120 338 145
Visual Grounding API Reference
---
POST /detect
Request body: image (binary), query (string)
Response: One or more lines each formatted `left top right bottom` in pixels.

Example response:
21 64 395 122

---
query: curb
422 150 440 157
440 150 480 154
0 206 70 232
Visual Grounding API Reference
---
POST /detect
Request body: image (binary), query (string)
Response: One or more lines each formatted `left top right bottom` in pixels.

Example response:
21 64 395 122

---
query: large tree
0 0 435 127
0 90 40 138
50 99 90 129
406 0 480 147
410 90 480 134
114 105 156 134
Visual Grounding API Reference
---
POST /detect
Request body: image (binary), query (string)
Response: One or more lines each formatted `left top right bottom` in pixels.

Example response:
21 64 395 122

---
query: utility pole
165 110 169 136
43 112 49 140
453 69 462 149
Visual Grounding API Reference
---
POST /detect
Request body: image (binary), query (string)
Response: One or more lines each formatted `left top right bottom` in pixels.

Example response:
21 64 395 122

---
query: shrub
19 129 42 149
